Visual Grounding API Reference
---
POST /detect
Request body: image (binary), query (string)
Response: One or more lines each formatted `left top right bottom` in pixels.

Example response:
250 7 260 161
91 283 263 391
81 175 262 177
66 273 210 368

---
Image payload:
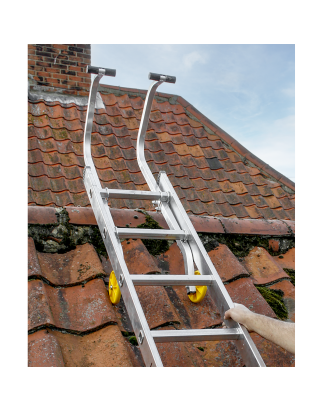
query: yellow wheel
108 271 121 304
188 270 207 303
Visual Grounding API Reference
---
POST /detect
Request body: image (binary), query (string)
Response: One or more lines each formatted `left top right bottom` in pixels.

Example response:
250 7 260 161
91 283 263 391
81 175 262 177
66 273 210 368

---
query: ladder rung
101 189 167 201
117 228 188 240
151 328 242 342
130 275 214 286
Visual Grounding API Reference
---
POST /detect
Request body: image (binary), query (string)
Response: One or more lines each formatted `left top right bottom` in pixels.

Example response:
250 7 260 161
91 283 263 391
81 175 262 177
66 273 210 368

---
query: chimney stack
28 44 91 96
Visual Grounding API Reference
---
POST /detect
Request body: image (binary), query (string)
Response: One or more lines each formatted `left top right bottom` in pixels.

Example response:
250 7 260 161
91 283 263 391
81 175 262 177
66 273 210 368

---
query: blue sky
91 44 295 182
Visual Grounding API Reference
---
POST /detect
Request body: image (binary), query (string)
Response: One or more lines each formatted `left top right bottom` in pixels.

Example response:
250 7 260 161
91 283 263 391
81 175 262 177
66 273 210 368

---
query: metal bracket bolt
103 227 107 239
119 274 124 287
138 330 144 345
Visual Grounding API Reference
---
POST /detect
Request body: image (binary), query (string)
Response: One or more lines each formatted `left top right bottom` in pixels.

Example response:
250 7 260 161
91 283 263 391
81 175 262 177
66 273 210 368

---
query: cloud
183 51 207 69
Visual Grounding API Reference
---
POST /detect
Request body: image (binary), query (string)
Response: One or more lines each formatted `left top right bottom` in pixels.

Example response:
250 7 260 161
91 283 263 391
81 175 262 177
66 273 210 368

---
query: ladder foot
188 271 208 303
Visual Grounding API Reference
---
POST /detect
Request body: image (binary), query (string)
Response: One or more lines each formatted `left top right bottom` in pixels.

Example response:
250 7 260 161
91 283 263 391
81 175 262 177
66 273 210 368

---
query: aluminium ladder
83 65 266 367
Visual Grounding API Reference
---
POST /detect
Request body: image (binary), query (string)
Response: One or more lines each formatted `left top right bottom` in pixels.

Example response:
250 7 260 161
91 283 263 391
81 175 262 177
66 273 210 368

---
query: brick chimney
28 44 91 96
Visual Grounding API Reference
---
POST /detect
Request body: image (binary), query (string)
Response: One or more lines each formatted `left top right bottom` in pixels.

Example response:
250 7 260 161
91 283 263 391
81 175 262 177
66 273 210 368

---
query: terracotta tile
238 173 253 184
226 170 242 183
122 239 161 274
204 179 221 192
181 187 199 201
231 204 250 218
28 237 42 277
28 279 55 330
28 329 65 367
101 93 118 106
196 189 214 203
166 284 222 329
116 94 132 108
189 178 207 191
187 199 207 215
264 195 282 209
278 196 294 210
271 186 288 198
52 326 133 367
251 333 295 367
221 217 288 235
28 278 117 332
192 340 244 367
135 286 181 329
233 162 248 173
216 202 236 217
129 96 144 109
219 180 234 193
170 133 185 145
269 280 295 322
174 113 190 125
37 243 104 285
230 181 248 194
257 185 274 197
193 127 208 138
156 242 185 274
184 167 202 182
272 207 289 220
156 326 205 367
259 207 276 219
243 247 290 285
190 215 225 233
28 206 57 224
198 167 216 180
203 201 222 216
273 248 295 270
283 220 295 234
177 143 204 157
268 239 280 253
225 277 276 318
244 183 261 196
212 169 230 181
252 174 268 186
224 192 242 205
227 151 241 163
208 244 249 282
238 193 255 206
251 195 268 208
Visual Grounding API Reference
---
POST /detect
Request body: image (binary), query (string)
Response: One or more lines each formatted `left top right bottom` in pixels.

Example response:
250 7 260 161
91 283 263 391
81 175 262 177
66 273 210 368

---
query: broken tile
243 247 290 285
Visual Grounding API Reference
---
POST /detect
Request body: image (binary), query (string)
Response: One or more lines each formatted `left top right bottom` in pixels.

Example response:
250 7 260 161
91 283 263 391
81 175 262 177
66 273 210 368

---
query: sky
91 44 295 182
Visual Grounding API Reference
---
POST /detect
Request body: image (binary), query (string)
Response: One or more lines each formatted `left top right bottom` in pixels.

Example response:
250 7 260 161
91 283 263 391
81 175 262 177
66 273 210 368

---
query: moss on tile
128 336 138 346
28 207 107 256
198 233 294 257
283 269 295 286
255 286 288 320
136 212 170 256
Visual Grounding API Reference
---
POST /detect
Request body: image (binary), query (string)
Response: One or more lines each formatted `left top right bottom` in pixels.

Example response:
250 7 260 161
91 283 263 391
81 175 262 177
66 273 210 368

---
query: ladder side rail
83 167 163 367
158 171 266 367
136 80 195 280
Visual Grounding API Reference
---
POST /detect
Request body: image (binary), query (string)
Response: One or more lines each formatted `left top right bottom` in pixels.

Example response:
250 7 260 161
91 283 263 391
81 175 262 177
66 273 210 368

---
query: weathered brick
61 70 76 76
44 67 60 74
53 44 68 50
69 46 84 53
77 52 91 60
77 82 90 88
36 51 53 58
37 61 51 68
52 73 68 80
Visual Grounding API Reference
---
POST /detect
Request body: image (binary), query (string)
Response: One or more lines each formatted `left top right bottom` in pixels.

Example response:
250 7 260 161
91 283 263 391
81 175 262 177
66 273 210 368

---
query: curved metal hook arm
83 73 103 188
135 80 195 279
136 80 163 191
